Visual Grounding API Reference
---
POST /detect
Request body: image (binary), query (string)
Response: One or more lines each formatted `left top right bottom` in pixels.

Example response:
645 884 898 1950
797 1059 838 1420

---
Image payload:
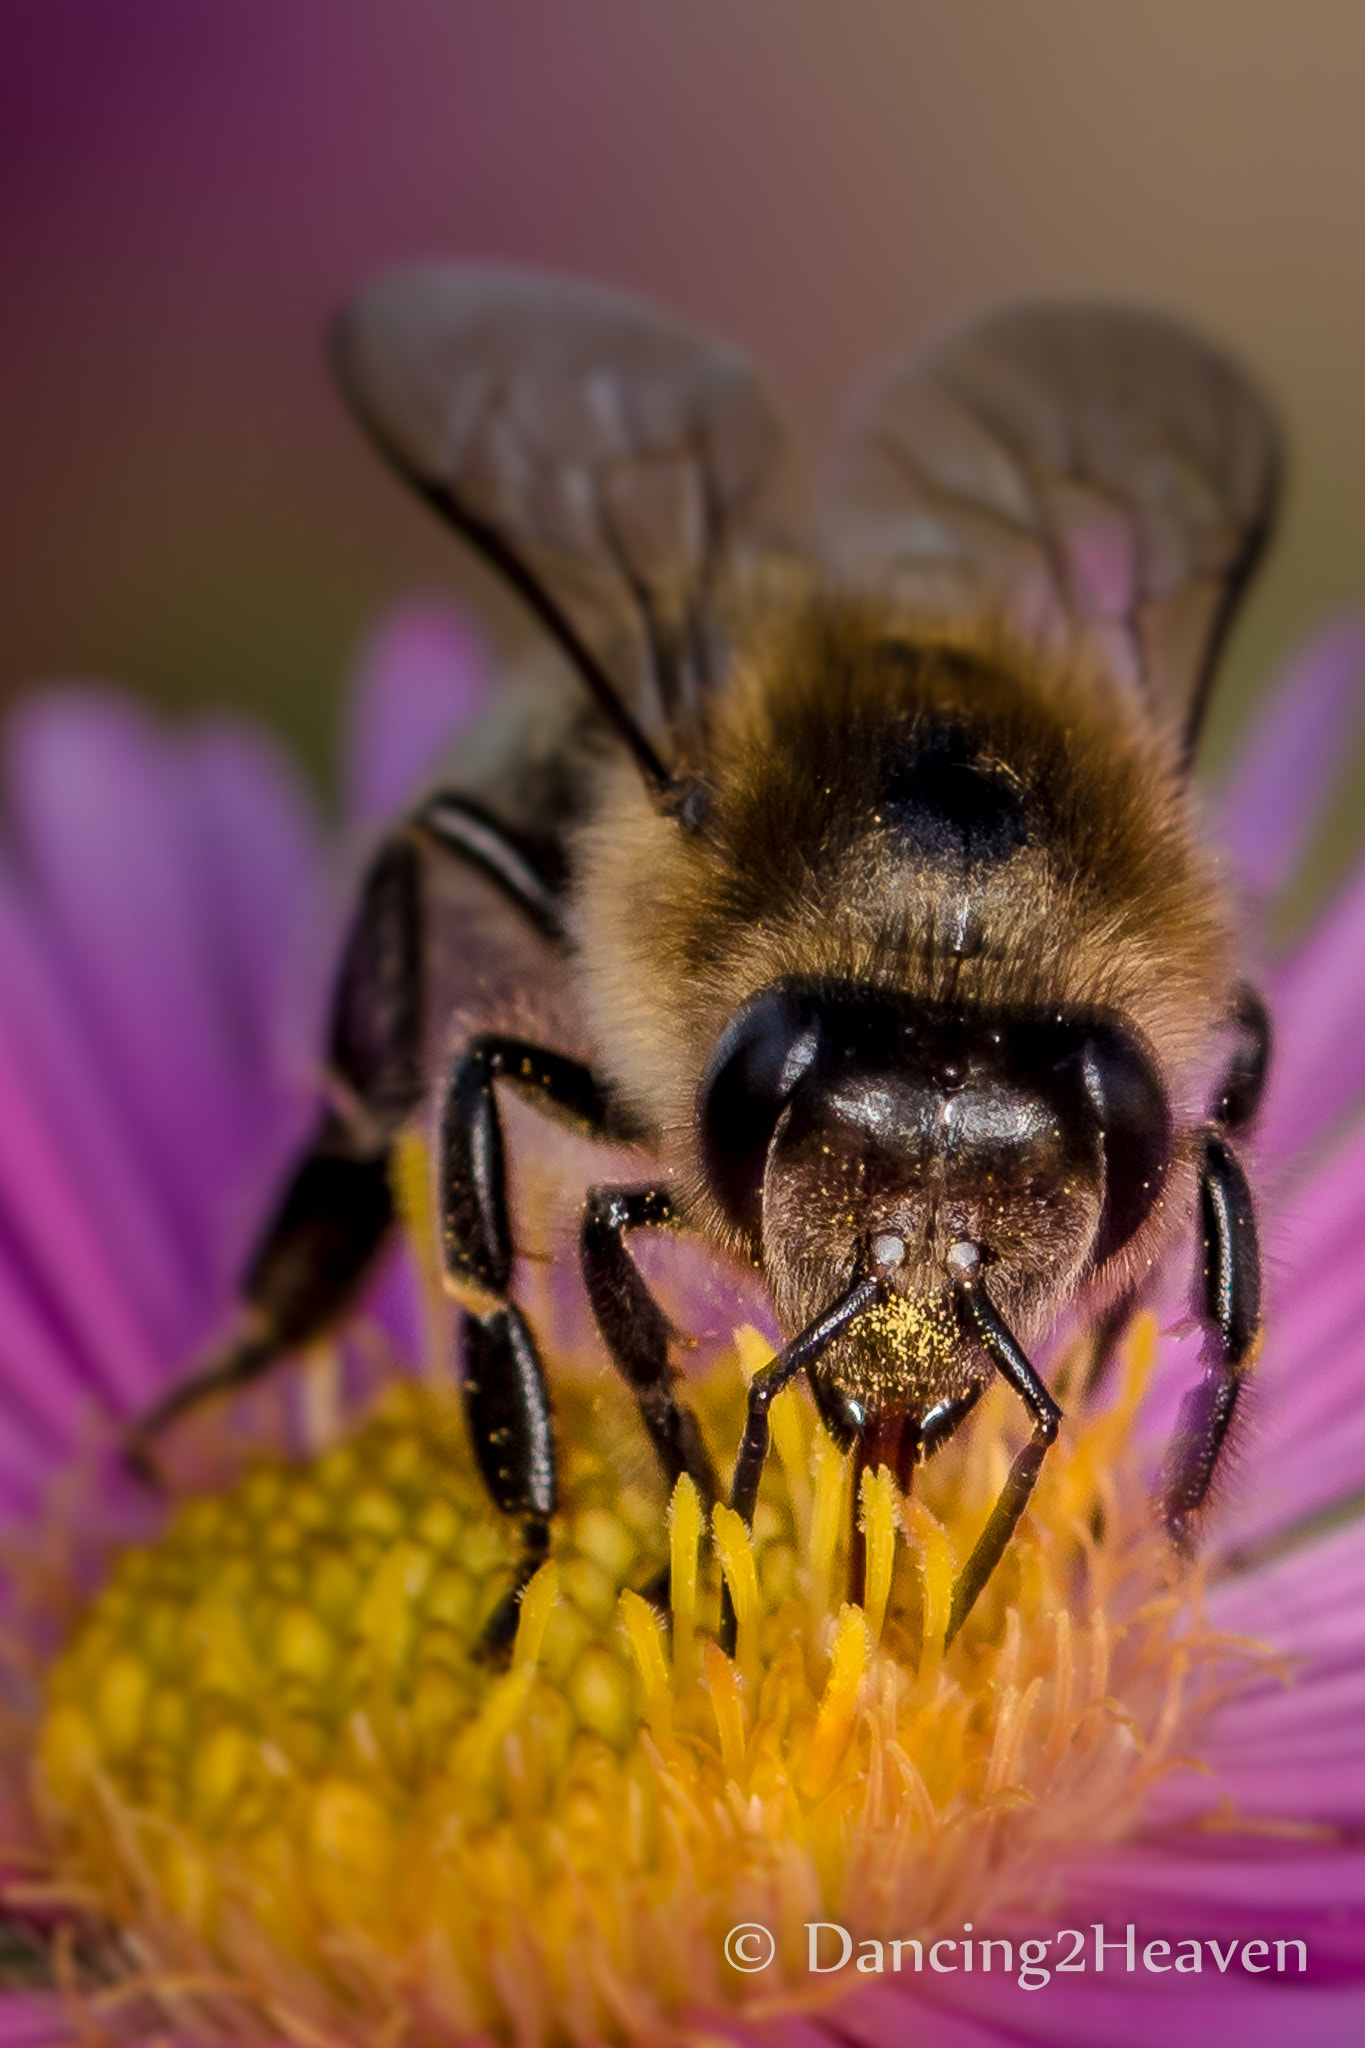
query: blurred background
4 0 1365 842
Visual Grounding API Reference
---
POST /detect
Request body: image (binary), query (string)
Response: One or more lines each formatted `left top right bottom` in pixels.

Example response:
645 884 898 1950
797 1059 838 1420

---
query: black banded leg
1162 1128 1261 1551
722 1276 881 1652
440 1036 618 1634
948 1251 1062 1647
441 1037 615 1311
580 1186 719 1504
462 1303 557 1652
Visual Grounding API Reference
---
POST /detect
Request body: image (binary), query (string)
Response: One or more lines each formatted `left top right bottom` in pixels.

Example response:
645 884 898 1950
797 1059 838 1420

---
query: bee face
700 981 1169 1417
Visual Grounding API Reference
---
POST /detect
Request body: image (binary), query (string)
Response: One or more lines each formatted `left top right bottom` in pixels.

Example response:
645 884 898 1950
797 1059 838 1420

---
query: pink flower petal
0 692 334 1398
0 871 199 1368
1069 1835 1365 1923
836 1973 1364 2048
1210 1516 1365 1670
825 1987 1016 2048
1150 1656 1365 1823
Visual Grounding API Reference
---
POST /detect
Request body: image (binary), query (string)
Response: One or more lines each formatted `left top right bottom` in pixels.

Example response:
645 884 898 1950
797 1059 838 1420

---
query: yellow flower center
31 1297 1253 2046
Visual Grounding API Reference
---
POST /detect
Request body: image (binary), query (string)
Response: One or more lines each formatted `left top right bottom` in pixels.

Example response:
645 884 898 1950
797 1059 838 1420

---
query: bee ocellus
132 270 1277 1648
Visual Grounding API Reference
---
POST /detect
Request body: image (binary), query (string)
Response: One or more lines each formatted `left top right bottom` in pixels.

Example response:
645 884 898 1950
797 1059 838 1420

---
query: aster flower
0 605 1362 2046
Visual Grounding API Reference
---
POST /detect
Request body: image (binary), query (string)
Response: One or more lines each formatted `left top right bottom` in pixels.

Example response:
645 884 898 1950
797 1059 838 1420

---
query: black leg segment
441 1038 614 1310
463 1303 557 1519
1162 1127 1261 1548
947 1254 1062 1646
438 1035 621 1580
580 1185 719 1502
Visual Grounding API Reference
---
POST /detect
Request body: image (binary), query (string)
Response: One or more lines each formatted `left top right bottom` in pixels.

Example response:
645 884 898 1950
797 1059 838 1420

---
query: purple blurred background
4 0 1365 803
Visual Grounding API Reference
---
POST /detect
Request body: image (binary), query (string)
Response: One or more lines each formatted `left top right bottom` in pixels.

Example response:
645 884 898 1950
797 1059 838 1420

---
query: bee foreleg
948 1260 1062 1646
580 1186 719 1503
441 1038 615 1309
1161 1128 1261 1551
440 1036 621 1632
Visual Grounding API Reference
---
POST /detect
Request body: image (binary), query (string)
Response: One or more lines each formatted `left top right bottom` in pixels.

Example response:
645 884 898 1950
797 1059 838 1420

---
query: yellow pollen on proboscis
31 1312 1256 2046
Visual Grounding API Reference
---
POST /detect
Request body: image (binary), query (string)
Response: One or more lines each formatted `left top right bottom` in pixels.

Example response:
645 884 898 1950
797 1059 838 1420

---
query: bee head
699 983 1171 1390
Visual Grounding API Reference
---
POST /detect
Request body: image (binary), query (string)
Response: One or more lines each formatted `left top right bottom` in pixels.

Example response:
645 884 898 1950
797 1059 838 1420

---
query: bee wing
332 266 803 784
825 303 1281 753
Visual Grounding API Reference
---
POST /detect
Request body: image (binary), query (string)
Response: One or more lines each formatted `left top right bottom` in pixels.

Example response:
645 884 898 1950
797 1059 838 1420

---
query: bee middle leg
1160 1127 1261 1549
1158 985 1267 1547
440 1035 624 1643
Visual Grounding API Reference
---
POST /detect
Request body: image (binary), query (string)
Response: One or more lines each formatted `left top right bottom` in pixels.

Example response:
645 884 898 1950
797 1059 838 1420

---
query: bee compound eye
1080 1026 1173 1267
698 988 822 1236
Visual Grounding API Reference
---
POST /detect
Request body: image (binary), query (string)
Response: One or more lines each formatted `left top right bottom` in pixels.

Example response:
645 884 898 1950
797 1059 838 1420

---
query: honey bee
135 269 1277 1647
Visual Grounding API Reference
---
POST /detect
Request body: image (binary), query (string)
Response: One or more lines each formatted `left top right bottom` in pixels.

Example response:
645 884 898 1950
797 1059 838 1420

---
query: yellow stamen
801 1604 869 1797
704 1638 748 1782
808 1428 848 1628
712 1502 761 1685
617 1589 672 1744
902 1495 954 1683
667 1471 701 1689
859 1464 898 1646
